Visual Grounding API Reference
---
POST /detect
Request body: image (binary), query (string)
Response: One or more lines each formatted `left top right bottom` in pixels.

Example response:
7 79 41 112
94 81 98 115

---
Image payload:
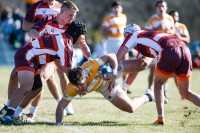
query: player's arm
28 16 50 39
56 97 71 124
116 45 129 62
99 53 118 71
28 29 40 39
22 20 35 31
77 35 92 59
175 27 190 44
54 60 71 74
22 1 39 31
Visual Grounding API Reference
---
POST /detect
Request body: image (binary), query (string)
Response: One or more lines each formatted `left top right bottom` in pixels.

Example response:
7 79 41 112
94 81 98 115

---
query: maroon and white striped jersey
24 0 61 23
122 30 185 60
25 33 73 67
31 15 69 37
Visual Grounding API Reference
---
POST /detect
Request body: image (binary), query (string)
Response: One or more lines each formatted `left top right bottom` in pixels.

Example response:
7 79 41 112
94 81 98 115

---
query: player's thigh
111 85 133 111
18 70 35 90
154 71 169 87
10 67 17 79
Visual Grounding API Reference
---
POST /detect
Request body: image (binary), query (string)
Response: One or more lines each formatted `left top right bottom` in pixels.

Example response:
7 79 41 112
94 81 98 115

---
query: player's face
172 12 179 22
61 8 77 25
156 2 167 15
75 76 88 91
124 32 130 38
112 5 122 15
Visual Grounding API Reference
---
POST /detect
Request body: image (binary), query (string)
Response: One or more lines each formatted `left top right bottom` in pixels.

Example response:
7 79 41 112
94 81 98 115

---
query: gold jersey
63 59 109 100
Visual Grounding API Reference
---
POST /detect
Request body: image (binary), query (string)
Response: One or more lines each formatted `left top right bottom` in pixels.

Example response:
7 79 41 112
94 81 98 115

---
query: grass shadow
12 120 131 127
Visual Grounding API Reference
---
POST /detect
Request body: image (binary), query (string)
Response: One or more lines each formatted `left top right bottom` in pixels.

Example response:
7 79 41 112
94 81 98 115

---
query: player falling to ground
56 53 155 125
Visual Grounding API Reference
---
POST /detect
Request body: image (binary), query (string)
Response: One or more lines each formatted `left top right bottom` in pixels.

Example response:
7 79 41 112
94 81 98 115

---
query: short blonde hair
62 0 79 12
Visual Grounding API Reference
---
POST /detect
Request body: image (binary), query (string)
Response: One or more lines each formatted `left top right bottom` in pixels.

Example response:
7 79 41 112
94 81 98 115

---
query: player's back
24 0 61 23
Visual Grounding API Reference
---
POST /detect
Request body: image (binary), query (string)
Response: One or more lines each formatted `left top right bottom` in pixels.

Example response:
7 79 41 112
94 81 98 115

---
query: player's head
60 0 79 24
169 10 179 22
65 21 87 44
68 67 87 87
111 1 123 15
123 23 141 37
155 0 167 15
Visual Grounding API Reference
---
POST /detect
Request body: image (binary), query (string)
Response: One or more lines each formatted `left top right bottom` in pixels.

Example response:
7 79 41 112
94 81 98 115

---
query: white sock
14 106 23 118
7 99 10 106
162 83 168 91
29 106 37 116
142 95 149 103
56 98 62 103
149 86 154 91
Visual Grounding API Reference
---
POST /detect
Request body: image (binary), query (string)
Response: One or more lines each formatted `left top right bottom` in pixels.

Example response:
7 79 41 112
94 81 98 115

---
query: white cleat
64 103 74 115
25 113 35 123
145 89 155 102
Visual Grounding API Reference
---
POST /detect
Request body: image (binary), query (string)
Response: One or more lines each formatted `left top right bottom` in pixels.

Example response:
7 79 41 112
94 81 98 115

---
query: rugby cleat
25 113 35 123
0 115 19 125
153 117 164 125
64 103 74 115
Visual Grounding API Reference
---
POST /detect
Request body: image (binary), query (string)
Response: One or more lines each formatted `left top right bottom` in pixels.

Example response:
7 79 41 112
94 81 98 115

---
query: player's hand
77 88 87 97
105 74 117 82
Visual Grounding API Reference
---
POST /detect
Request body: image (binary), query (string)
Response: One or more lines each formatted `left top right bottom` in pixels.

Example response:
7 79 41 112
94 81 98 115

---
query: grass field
0 66 200 133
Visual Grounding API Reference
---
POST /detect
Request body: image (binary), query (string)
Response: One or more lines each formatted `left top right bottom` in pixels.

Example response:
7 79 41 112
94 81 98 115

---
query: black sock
145 94 152 101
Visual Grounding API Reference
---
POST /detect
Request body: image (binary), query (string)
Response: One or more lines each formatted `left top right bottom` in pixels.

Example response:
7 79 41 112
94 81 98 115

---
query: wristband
112 69 118 76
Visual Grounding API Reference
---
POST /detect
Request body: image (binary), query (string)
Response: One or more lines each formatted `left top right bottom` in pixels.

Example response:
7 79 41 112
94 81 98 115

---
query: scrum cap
124 24 141 34
65 21 87 44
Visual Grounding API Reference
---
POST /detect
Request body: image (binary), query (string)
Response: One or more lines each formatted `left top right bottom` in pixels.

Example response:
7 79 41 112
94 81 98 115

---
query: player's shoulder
149 13 158 19
176 22 187 28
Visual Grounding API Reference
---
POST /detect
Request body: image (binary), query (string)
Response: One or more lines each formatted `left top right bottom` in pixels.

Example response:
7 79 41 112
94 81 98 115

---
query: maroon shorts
14 45 38 74
156 45 192 81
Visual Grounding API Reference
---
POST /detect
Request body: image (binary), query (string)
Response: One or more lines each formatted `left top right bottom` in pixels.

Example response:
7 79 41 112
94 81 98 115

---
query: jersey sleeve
121 33 137 50
24 1 42 22
31 15 54 35
145 18 153 30
63 83 78 101
31 16 49 33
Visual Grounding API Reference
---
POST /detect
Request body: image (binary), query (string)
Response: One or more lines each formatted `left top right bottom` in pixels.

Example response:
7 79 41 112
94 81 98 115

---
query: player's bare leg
177 79 200 106
8 68 18 99
0 68 18 115
153 72 168 125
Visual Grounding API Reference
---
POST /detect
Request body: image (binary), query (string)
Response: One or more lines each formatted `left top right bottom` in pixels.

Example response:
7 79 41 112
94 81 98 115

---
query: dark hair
111 1 122 8
169 10 177 15
155 0 167 7
61 0 79 12
67 67 84 85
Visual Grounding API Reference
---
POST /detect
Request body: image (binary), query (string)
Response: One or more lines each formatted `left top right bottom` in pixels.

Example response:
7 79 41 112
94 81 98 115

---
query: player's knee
124 105 136 113
180 90 190 100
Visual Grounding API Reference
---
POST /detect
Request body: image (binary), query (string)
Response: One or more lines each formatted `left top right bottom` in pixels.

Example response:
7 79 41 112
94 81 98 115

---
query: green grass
0 66 200 133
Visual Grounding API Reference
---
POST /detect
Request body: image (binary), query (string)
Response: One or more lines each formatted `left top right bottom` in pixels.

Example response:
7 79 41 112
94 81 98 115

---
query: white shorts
97 62 124 102
105 38 124 54
97 82 124 102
